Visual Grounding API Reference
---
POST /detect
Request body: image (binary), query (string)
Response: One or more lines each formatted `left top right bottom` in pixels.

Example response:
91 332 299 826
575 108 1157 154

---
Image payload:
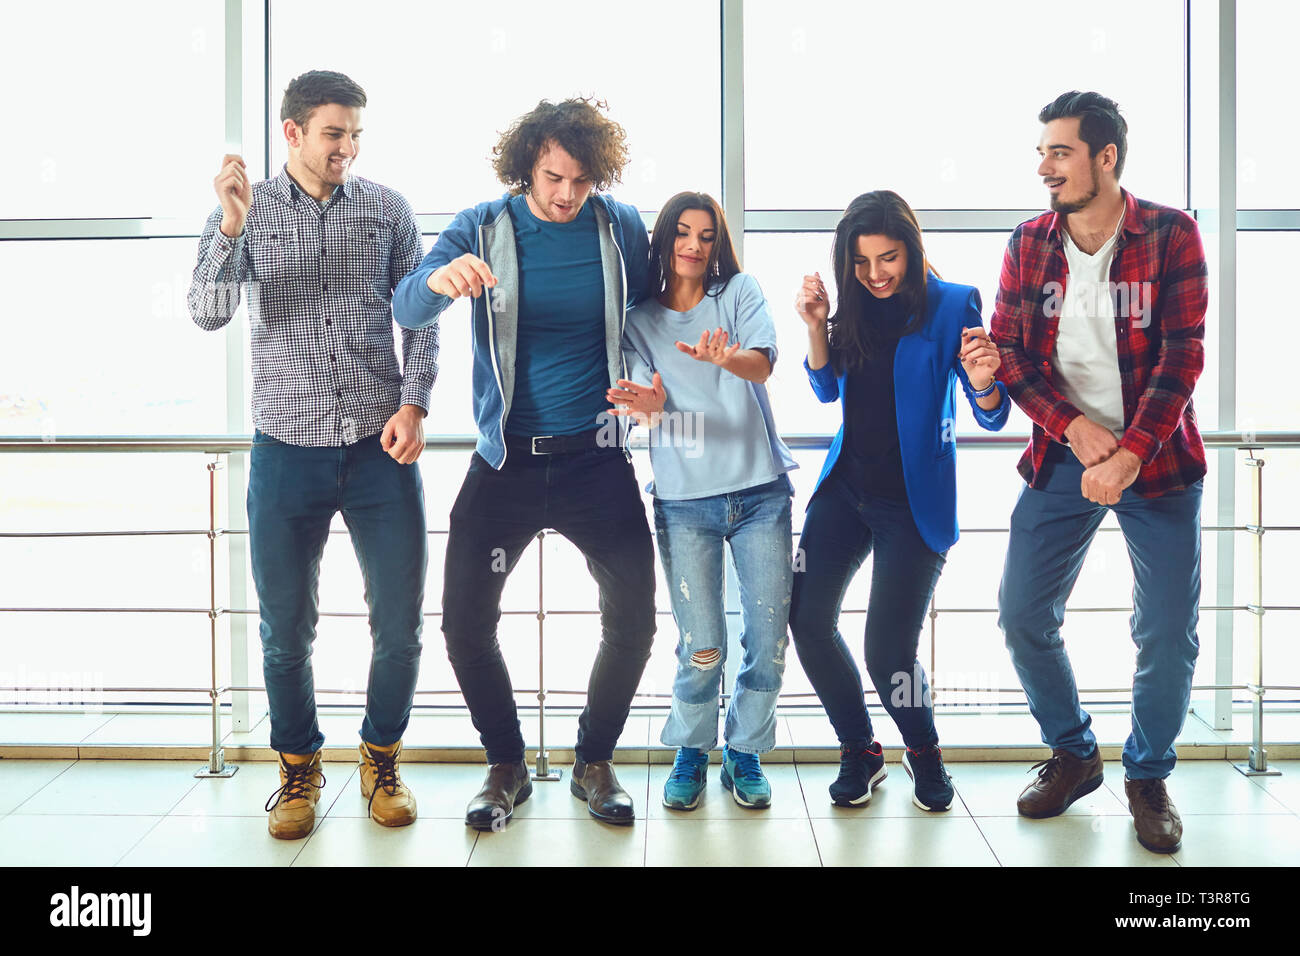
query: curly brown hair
491 97 630 194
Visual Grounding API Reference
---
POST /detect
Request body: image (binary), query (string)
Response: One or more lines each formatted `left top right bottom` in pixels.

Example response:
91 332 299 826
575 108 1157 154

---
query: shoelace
728 750 764 783
668 751 707 783
365 747 402 811
1132 779 1170 813
908 745 951 783
1028 754 1064 787
264 761 326 812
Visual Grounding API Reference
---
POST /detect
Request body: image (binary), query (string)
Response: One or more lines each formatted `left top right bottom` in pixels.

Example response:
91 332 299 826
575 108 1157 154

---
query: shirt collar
1047 188 1144 242
273 164 354 206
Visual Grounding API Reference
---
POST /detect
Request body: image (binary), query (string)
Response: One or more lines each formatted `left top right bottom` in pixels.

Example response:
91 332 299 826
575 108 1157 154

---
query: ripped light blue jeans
654 476 794 755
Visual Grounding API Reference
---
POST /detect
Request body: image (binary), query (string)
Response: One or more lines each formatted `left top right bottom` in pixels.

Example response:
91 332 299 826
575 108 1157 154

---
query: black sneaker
902 744 954 811
828 740 888 807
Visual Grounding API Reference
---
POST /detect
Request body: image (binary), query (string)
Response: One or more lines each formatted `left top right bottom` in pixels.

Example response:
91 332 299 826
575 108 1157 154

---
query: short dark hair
648 192 742 297
1039 90 1128 180
280 70 367 129
492 97 630 194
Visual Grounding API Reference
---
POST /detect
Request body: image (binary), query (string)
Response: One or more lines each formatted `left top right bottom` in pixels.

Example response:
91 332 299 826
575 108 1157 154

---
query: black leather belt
504 428 607 456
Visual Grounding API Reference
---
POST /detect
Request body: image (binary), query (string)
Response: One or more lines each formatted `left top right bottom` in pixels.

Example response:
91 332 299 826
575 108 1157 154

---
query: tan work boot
266 750 325 840
359 740 417 827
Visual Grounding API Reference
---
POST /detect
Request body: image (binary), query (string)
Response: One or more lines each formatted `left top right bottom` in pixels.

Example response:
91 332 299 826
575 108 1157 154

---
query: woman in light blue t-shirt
608 191 797 812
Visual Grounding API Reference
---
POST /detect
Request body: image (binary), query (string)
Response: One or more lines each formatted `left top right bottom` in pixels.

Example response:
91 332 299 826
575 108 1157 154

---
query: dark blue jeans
998 453 1202 779
441 447 656 765
247 430 426 755
789 473 947 751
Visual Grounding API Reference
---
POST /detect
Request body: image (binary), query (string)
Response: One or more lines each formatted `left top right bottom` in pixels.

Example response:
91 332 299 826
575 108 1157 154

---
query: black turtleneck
832 294 910 502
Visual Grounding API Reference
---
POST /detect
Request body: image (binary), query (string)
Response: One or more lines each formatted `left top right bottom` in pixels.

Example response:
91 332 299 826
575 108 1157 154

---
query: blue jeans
789 472 947 751
654 476 793 755
997 453 1202 780
247 430 427 755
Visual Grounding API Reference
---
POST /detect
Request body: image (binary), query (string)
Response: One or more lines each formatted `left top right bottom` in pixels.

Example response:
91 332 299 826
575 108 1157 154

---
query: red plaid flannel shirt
991 190 1208 497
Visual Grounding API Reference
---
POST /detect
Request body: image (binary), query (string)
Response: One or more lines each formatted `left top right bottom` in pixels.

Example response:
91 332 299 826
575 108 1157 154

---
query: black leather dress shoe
570 759 634 824
465 761 532 831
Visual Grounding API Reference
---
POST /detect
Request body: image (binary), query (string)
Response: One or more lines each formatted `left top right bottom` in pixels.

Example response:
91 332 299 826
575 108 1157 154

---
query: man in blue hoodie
393 97 654 828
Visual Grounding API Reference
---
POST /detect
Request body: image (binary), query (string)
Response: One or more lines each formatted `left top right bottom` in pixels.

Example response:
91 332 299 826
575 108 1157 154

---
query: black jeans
789 472 947 751
441 447 656 764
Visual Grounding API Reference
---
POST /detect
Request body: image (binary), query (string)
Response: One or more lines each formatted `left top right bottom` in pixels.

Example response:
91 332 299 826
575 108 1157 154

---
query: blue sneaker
902 744 954 811
721 746 772 809
829 740 887 807
662 748 709 810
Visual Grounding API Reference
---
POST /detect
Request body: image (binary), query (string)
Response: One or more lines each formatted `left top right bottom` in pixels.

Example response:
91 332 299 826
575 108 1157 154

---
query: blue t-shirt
622 273 798 499
504 194 609 437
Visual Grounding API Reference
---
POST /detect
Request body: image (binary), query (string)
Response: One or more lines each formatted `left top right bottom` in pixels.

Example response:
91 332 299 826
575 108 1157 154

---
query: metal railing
1 432 1296 781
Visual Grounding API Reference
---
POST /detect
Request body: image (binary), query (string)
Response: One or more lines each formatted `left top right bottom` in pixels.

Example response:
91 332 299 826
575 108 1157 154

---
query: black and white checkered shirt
188 167 438 446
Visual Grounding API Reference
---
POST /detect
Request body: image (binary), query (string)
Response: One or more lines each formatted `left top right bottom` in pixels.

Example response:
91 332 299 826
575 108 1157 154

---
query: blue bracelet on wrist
970 379 998 399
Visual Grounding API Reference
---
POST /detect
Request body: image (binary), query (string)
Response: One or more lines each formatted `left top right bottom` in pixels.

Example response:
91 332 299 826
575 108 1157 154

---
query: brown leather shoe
1016 747 1104 818
465 761 532 831
571 759 634 824
359 740 417 828
1125 777 1183 853
266 751 325 840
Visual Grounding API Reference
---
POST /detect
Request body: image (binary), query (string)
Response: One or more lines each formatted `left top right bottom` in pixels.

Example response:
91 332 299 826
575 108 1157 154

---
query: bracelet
970 378 998 398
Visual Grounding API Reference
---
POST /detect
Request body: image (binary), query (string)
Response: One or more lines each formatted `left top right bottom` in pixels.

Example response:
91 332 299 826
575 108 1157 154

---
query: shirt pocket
246 224 299 282
347 220 392 282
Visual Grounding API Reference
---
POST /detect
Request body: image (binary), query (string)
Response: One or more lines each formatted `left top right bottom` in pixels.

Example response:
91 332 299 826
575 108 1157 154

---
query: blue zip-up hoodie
393 193 651 468
804 277 1010 553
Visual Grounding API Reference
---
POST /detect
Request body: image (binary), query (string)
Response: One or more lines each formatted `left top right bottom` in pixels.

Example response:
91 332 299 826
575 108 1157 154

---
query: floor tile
170 761 357 818
1241 759 1300 814
648 761 807 819
293 817 476 867
645 817 821 866
812 815 1000 866
117 814 306 866
973 814 1179 867
0 813 161 866
1163 813 1300 866
324 763 650 823
10 759 199 815
467 818 646 867
1102 759 1292 815
0 758 76 815
951 761 1131 817
796 760 974 818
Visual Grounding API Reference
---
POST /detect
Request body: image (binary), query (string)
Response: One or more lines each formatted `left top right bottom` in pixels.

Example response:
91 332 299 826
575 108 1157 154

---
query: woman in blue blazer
790 190 1009 812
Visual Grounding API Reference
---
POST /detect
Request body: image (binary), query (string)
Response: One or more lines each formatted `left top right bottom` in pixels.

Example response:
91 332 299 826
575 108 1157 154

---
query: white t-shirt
1052 224 1126 438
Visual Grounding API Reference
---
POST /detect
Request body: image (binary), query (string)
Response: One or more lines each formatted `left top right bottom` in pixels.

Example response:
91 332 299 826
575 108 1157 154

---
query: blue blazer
804 276 1010 553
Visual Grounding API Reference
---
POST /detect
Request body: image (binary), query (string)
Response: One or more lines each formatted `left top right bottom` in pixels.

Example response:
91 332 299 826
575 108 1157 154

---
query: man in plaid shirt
992 91 1208 855
188 71 437 840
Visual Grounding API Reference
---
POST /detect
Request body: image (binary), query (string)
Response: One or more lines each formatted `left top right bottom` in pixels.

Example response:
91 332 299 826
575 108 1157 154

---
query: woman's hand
960 327 1000 390
676 329 741 367
795 272 830 328
606 373 667 428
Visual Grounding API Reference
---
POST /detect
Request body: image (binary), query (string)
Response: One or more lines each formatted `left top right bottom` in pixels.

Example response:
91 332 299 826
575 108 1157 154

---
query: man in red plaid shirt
992 91 1208 855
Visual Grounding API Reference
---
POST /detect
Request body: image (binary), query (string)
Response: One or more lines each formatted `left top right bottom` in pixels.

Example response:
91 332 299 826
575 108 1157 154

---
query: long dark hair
828 190 938 374
649 192 742 297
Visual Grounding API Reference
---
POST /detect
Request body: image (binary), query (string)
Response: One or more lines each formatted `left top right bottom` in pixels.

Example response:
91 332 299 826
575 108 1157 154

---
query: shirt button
323 282 329 292
1041 361 1050 368
335 389 342 398
330 354 337 362
320 248 326 256
325 318 331 326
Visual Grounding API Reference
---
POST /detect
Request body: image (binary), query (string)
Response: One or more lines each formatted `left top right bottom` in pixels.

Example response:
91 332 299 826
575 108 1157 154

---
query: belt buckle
530 435 553 455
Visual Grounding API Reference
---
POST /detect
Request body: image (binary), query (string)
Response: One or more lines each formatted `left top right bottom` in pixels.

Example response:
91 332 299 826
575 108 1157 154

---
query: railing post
1236 454 1279 777
532 530 561 781
196 456 237 778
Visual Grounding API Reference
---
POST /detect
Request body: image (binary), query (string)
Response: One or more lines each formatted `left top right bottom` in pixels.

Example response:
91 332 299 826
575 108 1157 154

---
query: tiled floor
1 757 1296 866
